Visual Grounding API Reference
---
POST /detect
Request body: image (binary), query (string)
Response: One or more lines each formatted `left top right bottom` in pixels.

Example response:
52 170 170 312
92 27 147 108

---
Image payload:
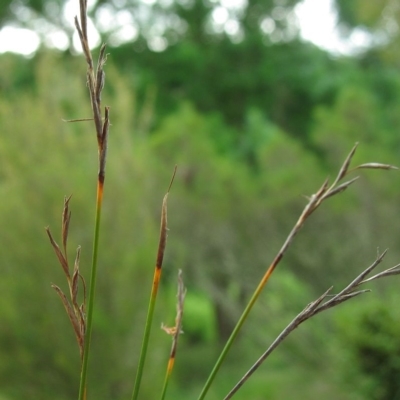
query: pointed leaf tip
336 142 359 182
168 165 178 193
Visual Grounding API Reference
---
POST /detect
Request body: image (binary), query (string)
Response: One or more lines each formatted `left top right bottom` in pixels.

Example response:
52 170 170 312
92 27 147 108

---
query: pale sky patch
0 0 372 55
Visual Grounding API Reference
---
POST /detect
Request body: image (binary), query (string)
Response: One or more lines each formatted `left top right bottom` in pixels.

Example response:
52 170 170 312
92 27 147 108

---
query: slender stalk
197 197 317 400
73 0 110 397
131 168 177 400
224 251 400 399
78 180 104 400
197 144 398 400
160 270 186 400
160 358 173 400
224 287 334 400
131 263 163 400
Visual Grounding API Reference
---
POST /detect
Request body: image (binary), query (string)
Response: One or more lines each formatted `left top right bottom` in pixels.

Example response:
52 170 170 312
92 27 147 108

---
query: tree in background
1 0 350 152
6 0 399 151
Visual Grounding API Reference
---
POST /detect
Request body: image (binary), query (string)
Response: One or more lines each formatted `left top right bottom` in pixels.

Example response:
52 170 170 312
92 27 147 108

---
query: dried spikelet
47 198 86 360
354 163 399 171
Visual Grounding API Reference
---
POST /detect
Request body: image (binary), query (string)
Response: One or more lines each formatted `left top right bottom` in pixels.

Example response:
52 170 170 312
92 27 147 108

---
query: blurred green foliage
1 2 400 398
114 37 344 142
334 290 400 400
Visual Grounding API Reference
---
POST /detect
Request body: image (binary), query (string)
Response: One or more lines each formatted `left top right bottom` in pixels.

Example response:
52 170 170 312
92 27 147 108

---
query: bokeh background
1 0 400 399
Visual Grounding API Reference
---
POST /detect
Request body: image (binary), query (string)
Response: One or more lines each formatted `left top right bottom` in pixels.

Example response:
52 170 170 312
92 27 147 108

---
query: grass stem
78 180 104 400
131 168 176 400
197 144 396 400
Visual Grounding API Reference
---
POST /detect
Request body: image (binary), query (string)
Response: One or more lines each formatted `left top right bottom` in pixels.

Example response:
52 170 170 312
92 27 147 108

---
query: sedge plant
48 0 109 399
46 1 400 399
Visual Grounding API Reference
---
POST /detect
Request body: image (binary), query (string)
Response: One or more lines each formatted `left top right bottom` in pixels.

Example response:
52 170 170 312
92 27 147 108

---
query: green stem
132 186 171 400
160 366 171 400
131 268 160 400
78 182 104 400
197 282 263 400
